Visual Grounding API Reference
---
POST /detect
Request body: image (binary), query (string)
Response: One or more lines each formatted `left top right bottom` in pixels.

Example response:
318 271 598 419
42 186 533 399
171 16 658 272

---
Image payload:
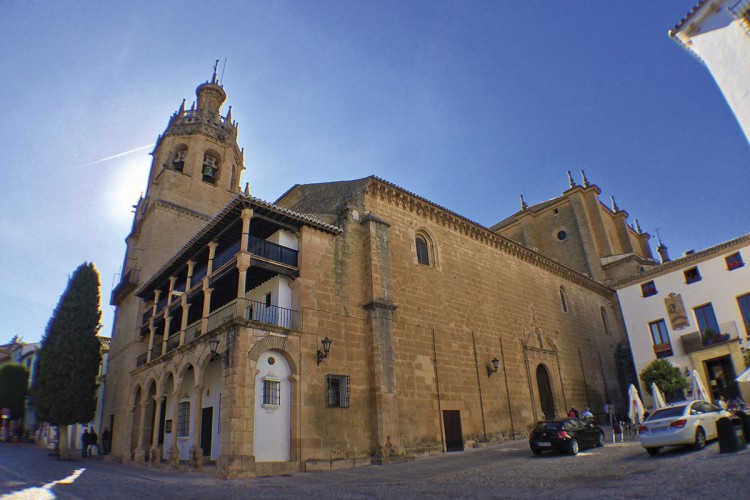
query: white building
670 0 750 143
614 234 750 407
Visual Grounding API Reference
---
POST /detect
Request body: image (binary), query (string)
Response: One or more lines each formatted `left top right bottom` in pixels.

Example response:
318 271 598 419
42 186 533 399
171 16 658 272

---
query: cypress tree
32 262 102 459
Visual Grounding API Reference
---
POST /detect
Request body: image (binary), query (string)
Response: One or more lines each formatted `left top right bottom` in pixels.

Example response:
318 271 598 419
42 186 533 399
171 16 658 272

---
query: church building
102 73 640 478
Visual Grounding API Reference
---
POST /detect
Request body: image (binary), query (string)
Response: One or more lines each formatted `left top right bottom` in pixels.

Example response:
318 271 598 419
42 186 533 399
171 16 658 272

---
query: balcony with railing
247 300 299 329
166 335 180 353
213 240 241 271
248 236 298 267
680 321 739 355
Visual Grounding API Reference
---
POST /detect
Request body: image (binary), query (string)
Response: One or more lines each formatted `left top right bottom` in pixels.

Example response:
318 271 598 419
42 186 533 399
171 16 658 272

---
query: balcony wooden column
185 260 195 289
147 290 161 363
207 242 218 274
149 395 165 466
240 208 253 250
180 262 195 346
167 391 181 469
189 384 205 470
161 310 171 356
179 302 190 345
235 208 254 316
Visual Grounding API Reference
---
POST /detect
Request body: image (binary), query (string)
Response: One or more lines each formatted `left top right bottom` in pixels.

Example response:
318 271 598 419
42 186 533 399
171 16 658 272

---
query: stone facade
102 78 634 478
491 172 657 285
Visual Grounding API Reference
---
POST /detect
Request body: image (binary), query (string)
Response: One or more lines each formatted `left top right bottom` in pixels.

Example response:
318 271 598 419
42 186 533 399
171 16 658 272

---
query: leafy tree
640 359 688 402
0 364 29 422
32 262 102 460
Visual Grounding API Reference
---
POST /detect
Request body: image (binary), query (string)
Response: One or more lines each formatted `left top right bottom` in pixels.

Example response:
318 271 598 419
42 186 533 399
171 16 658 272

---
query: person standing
88 428 98 457
81 429 90 458
101 427 110 455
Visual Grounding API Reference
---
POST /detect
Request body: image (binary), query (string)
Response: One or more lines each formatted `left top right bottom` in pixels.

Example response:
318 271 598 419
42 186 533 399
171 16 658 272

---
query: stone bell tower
121 66 245 287
105 68 247 448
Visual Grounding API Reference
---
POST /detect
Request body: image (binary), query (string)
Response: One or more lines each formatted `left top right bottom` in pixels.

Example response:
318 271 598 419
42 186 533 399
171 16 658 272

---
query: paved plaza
1 431 747 499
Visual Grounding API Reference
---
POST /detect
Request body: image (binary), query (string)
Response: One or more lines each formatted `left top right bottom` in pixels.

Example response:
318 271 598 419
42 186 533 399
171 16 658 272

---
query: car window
534 422 562 431
690 402 706 415
563 420 577 431
705 402 720 412
648 405 687 420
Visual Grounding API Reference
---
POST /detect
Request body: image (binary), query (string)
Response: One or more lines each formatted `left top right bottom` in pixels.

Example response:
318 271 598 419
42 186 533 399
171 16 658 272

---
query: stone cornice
367 177 614 296
363 299 398 311
611 233 750 288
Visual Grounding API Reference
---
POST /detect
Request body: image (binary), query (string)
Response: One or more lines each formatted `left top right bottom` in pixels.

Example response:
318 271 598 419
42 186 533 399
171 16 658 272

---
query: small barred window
326 374 350 408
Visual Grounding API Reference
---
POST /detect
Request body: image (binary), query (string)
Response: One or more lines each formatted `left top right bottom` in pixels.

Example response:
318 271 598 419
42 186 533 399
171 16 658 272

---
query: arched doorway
253 350 291 461
536 364 555 420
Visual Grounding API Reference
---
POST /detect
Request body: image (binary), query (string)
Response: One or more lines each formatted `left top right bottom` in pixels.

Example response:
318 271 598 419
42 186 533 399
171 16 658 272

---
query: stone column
167 391 181 469
149 396 165 466
189 385 204 470
133 401 148 464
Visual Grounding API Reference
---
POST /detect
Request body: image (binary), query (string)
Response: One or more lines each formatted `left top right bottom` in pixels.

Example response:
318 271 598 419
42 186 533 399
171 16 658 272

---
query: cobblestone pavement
1 432 748 499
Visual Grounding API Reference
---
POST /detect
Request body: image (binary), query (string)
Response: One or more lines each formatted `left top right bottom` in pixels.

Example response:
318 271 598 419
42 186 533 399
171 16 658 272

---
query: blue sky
1 1 748 346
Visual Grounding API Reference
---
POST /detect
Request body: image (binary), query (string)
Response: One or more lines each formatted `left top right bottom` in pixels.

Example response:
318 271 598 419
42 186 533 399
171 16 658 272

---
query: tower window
202 154 219 184
416 235 430 265
172 149 187 172
600 307 610 335
559 286 569 313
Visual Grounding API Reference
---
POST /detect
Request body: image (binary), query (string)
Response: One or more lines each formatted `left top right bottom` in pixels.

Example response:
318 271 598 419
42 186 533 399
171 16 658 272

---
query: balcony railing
247 300 298 329
151 344 163 361
185 321 202 343
166 335 181 353
136 352 147 367
213 240 241 270
207 301 238 332
192 264 207 285
248 236 298 267
680 321 739 354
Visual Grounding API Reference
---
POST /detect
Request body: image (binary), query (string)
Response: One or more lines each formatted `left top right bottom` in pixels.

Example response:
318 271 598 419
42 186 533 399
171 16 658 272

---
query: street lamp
487 357 500 377
317 337 333 365
209 337 229 365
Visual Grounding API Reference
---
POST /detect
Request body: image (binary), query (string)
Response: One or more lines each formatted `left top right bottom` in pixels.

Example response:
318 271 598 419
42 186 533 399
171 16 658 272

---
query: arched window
172 147 187 172
202 153 219 184
560 286 569 313
601 307 610 335
416 235 430 266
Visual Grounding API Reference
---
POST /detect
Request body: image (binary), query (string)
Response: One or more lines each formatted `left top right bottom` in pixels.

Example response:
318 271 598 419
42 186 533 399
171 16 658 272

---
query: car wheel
595 431 605 447
693 428 706 451
568 439 579 455
646 447 660 456
531 446 543 456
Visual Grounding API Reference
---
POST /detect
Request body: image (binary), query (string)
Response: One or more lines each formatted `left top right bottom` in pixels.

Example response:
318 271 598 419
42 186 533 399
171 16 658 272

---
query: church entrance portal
537 365 555 420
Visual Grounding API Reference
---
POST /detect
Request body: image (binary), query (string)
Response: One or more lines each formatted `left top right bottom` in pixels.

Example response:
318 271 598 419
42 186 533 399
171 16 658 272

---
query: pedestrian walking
88 428 98 457
81 429 90 458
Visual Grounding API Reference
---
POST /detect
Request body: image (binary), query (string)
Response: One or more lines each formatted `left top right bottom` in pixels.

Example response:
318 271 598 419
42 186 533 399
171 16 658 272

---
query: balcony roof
136 193 341 298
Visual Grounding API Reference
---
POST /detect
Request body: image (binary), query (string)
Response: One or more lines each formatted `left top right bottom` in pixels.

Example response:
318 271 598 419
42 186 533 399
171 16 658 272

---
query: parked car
638 400 730 456
529 418 605 455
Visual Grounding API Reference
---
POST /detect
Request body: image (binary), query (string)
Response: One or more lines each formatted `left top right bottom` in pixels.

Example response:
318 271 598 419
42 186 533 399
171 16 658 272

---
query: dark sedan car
529 418 605 455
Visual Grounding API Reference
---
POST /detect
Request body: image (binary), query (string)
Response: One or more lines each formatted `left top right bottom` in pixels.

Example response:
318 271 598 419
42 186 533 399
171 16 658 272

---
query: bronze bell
202 164 216 183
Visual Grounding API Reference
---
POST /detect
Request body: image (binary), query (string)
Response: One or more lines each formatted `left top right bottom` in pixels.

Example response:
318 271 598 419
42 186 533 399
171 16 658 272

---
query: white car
638 400 731 456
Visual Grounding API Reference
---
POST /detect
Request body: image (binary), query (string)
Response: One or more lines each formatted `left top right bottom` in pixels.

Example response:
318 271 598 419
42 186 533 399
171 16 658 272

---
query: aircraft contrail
84 144 154 166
